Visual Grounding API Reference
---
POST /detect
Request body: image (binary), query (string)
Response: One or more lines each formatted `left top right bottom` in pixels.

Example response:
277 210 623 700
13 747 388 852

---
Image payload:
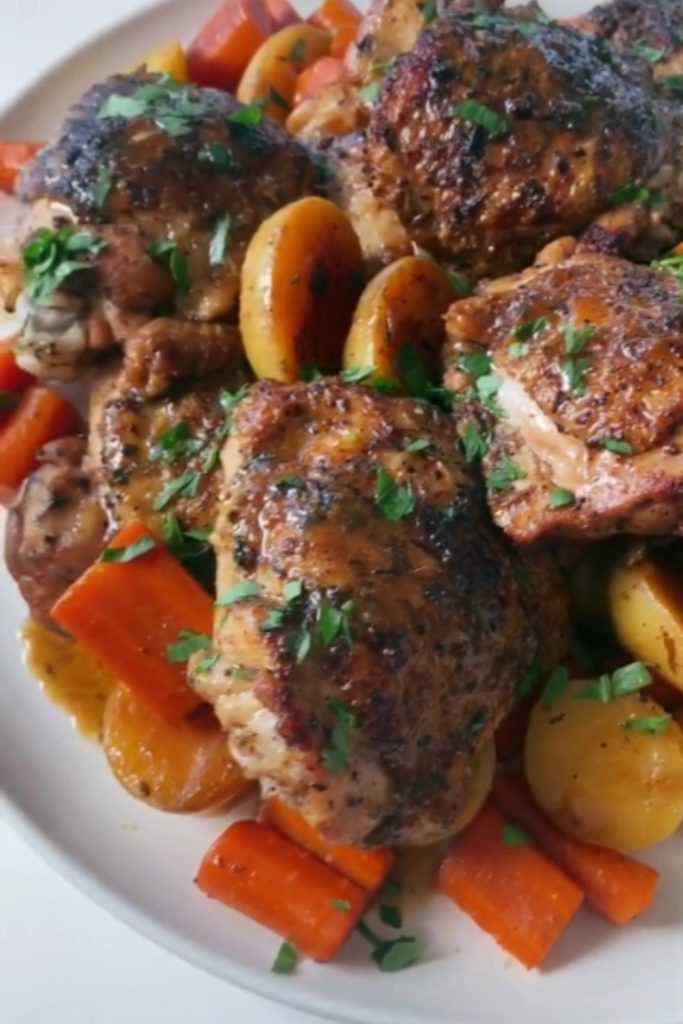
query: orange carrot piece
196 819 369 961
51 522 211 722
0 387 81 495
491 773 659 926
309 0 361 57
438 802 584 970
0 349 36 394
263 796 394 892
265 0 302 31
0 141 43 193
187 0 273 93
294 56 347 105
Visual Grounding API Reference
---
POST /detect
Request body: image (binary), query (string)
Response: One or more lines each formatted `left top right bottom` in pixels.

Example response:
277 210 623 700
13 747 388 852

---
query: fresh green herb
486 459 524 492
22 227 107 305
373 936 424 972
600 437 633 455
340 366 374 384
323 697 356 774
396 345 456 410
379 904 403 929
610 181 662 207
563 322 597 356
624 714 672 736
502 823 531 847
448 272 472 297
284 579 305 603
514 316 550 341
312 155 334 182
276 474 307 492
549 488 576 508
460 422 489 462
517 661 543 700
267 86 291 111
576 662 652 702
360 82 381 103
153 470 202 511
562 356 593 395
167 629 212 663
541 665 570 709
453 100 510 138
380 878 402 900
229 103 264 127
458 351 491 379
200 142 232 169
375 467 416 522
632 40 666 64
98 94 148 119
218 384 249 437
289 39 307 63
666 74 683 97
148 238 191 294
652 252 683 291
288 629 312 663
332 899 352 912
216 580 263 606
299 364 324 382
162 515 214 589
405 437 431 454
93 166 113 209
209 214 232 267
260 607 287 632
318 599 354 646
466 708 487 745
101 535 156 563
196 653 220 674
571 639 597 673
421 0 438 21
475 373 503 415
271 941 299 975
203 446 220 473
99 79 206 137
509 342 529 359
150 421 203 463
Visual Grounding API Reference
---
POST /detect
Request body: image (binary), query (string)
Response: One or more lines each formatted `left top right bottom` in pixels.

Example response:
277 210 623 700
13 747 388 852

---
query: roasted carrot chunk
266 0 302 30
492 773 659 926
294 56 347 105
0 349 35 394
438 802 584 970
51 521 211 722
263 797 394 892
0 141 43 193
187 0 272 93
196 819 369 961
0 386 81 496
309 0 361 57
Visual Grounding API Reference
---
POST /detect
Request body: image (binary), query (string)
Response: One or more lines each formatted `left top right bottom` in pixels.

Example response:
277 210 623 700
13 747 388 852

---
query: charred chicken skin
193 379 567 846
332 3 677 276
444 244 683 545
16 73 315 389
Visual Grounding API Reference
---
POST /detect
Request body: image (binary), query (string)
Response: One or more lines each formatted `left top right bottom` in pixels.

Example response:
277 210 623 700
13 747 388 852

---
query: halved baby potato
103 683 250 813
132 40 188 81
342 256 455 383
240 196 363 382
237 24 331 124
609 547 683 692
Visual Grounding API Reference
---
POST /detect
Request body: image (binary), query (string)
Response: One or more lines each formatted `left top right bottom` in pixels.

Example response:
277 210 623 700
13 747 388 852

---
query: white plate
2 2 683 1021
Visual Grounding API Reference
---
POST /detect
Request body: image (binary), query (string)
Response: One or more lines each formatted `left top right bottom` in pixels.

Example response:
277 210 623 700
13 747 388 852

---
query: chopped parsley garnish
475 373 503 415
299 364 324 382
267 86 291 112
150 421 203 463
563 322 597 356
258 579 304 634
549 488 576 508
209 214 232 267
360 82 381 103
289 629 312 663
562 356 593 395
509 341 529 359
541 665 570 709
396 344 455 410
576 662 652 702
486 458 524 492
632 40 665 64
216 580 263 606
375 467 416 522
379 904 403 929
458 351 492 379
148 238 191 294
152 470 202 511
652 251 683 288
271 941 299 975
332 899 352 912
599 437 633 455
162 515 214 590
93 166 113 209
260 607 287 632
502 824 531 847
318 599 355 646
98 78 206 137
357 920 424 973
624 714 672 736
289 39 307 63
514 316 550 341
405 437 431 454
460 422 489 462
323 697 356 774
23 227 107 305
200 142 232 169
517 661 543 700
101 535 156 563
167 629 212 663
284 579 305 603
453 100 510 138
666 74 683 97
229 103 264 127
421 0 438 22
448 272 472 297
339 366 374 384
610 181 662 207
276 474 307 492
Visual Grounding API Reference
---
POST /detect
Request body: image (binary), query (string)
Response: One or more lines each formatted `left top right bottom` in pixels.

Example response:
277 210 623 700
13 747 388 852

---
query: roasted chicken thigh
193 378 567 845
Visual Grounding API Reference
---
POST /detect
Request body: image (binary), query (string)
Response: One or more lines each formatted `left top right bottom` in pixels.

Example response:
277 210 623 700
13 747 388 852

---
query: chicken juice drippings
22 619 117 740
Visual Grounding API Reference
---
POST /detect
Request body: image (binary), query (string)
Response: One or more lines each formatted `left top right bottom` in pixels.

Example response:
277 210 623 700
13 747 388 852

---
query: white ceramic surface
2 3 683 1022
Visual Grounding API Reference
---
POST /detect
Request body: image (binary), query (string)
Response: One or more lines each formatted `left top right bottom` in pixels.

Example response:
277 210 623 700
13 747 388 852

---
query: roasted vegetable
237 24 331 123
240 196 363 381
136 40 188 80
0 387 81 499
187 0 272 93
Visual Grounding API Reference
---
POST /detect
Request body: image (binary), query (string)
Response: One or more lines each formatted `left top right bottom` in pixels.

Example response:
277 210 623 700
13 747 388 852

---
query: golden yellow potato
237 25 331 124
132 40 188 81
240 196 363 382
452 740 495 836
103 684 250 813
609 547 683 691
342 256 455 384
525 678 683 851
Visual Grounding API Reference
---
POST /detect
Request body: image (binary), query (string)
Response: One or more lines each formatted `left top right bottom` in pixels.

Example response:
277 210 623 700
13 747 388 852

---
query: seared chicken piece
444 244 683 545
193 379 567 846
580 0 683 82
333 5 675 276
88 366 247 537
16 73 316 384
5 437 107 625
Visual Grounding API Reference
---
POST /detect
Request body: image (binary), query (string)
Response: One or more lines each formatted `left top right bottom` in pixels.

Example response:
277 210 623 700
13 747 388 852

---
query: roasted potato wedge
525 677 683 851
609 548 683 691
342 256 455 383
237 24 331 123
103 684 250 813
133 40 188 81
240 196 363 382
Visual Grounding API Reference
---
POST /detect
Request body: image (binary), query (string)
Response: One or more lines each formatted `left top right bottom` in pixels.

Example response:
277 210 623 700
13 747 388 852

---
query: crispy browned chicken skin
333 4 673 276
193 378 567 845
444 244 683 545
17 73 315 387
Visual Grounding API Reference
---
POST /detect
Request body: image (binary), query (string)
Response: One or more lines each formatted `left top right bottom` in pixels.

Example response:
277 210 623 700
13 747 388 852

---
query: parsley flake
486 459 524 492
200 142 232 169
600 437 633 455
454 100 510 138
340 366 374 384
458 351 492 379
379 904 402 929
576 662 652 702
148 238 191 294
514 316 550 341
271 941 299 975
448 272 472 297
22 227 107 305
517 661 543 700
209 214 232 267
460 422 489 462
549 488 576 508
563 322 597 356
153 470 202 511
541 665 570 709
632 41 665 64
216 580 263 606
93 166 113 209
624 714 672 736
318 599 354 646
167 629 212 663
101 535 156 563
610 181 662 207
360 82 381 103
421 0 438 21
289 39 307 63
229 104 264 127
502 823 531 847
375 467 415 522
333 899 352 912
323 697 356 774
276 474 306 492
405 437 431 454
